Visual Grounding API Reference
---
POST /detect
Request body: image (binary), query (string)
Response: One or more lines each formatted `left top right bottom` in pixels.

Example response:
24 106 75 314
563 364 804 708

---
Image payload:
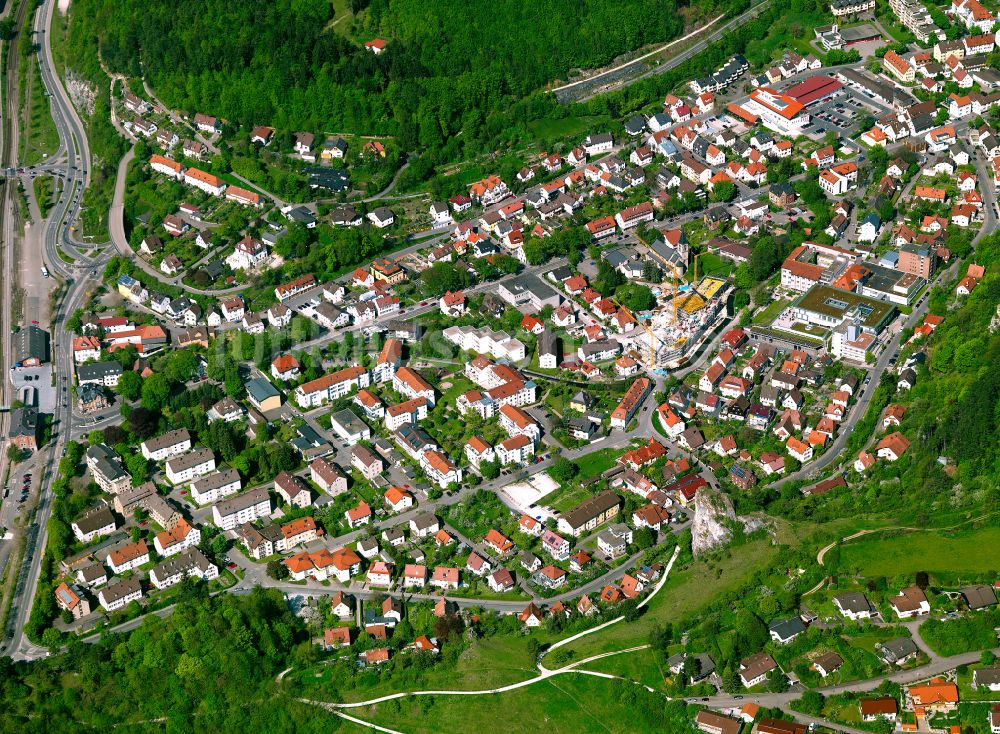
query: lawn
350 674 691 734
844 628 909 655
527 114 614 141
837 526 1000 579
438 374 475 407
752 298 791 326
560 538 780 659
295 635 541 704
574 447 622 479
695 252 734 279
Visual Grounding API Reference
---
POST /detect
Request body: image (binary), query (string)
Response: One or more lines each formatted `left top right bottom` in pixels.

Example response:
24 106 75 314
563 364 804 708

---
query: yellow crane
613 298 656 368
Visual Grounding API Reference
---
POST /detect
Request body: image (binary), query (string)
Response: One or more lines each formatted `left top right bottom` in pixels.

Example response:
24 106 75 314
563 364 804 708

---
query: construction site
619 275 730 369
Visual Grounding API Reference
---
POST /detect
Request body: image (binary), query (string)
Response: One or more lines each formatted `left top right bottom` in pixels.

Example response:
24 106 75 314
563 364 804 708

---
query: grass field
350 674 684 734
325 0 356 37
752 298 791 326
575 447 621 478
527 114 614 142
295 635 540 704
576 647 668 690
837 526 1000 578
561 539 780 659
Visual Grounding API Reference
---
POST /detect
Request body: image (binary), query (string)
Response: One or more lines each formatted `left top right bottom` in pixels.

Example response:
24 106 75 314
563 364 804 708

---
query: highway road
555 0 774 103
0 0 109 660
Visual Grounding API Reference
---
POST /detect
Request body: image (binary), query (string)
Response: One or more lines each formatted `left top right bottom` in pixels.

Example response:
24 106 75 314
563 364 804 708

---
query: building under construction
620 276 729 368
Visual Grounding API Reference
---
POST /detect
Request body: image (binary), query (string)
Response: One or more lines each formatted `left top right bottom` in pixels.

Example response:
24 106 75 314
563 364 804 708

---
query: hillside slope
63 0 715 155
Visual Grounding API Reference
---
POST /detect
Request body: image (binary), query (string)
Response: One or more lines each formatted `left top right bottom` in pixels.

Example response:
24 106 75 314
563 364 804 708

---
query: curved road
1 0 109 660
107 146 248 296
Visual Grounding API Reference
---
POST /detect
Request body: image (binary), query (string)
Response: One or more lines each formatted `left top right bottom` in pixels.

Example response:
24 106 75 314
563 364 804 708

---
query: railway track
0 0 32 649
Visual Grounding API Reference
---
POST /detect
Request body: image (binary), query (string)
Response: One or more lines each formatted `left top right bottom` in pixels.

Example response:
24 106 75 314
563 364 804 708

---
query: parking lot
10 366 56 413
796 86 889 140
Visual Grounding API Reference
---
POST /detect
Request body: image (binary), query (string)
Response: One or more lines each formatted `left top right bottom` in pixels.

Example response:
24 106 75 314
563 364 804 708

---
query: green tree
682 653 702 679
710 180 736 202
632 527 655 549
795 690 824 715
117 370 143 401
548 456 578 483
164 349 198 383
479 460 500 480
615 283 656 311
766 669 790 693
594 260 623 296
140 373 171 410
126 453 150 484
526 638 540 665
421 261 469 296
267 560 289 580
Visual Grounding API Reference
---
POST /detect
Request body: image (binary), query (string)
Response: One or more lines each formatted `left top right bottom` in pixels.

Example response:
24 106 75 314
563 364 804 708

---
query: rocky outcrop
691 486 768 556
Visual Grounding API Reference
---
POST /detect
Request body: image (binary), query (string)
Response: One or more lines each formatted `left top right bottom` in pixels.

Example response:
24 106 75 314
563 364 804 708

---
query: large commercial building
742 88 811 136
778 284 897 358
785 75 844 106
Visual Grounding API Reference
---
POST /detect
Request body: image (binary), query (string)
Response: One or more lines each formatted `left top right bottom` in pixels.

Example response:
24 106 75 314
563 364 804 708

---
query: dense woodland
1 587 347 734
64 0 744 163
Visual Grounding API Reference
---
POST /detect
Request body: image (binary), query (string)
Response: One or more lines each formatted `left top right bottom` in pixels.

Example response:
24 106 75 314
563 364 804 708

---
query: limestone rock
691 486 767 556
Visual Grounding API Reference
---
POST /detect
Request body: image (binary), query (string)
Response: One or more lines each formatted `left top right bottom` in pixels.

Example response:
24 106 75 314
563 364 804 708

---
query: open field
527 114 615 141
560 539 780 659
577 647 668 690
349 674 686 734
546 484 596 513
575 447 621 478
837 525 1000 578
294 635 541 704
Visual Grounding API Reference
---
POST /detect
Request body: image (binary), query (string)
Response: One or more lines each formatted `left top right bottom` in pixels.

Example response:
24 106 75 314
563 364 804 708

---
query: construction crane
613 298 657 368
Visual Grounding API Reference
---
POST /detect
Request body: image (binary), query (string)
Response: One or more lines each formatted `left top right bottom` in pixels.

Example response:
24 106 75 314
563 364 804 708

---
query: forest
63 0 743 164
1 587 349 734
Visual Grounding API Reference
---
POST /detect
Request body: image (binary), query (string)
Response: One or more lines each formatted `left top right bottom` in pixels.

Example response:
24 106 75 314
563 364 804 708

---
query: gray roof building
77 361 124 384
876 637 918 663
961 584 997 610
768 615 806 643
9 406 39 442
73 506 116 537
13 325 49 366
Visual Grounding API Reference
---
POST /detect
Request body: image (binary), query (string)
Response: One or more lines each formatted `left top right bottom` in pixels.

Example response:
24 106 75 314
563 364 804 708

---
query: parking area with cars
10 366 56 413
788 85 889 140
